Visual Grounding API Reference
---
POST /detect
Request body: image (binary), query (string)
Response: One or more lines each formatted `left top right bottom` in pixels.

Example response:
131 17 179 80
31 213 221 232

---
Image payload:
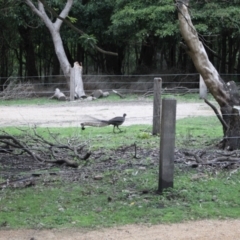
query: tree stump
225 106 240 150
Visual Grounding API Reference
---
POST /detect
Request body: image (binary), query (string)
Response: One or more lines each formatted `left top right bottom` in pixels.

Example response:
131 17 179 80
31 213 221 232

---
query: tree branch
39 0 118 56
0 128 91 167
204 98 228 131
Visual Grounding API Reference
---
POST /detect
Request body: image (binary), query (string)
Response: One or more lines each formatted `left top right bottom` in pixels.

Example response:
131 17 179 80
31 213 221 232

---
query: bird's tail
80 115 109 129
87 116 109 125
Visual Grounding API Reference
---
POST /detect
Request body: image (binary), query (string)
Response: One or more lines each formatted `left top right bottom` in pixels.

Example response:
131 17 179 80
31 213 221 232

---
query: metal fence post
158 98 176 193
152 78 162 135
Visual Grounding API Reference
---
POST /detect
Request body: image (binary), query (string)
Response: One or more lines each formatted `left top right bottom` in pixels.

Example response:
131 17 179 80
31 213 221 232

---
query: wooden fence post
152 78 162 135
70 68 75 101
158 98 176 193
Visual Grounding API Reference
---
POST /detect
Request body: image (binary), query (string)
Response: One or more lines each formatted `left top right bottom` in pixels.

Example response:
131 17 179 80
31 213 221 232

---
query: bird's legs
117 126 122 132
113 126 122 133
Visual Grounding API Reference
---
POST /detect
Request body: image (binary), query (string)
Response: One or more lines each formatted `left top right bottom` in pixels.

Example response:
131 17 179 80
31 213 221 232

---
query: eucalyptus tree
23 0 73 79
22 0 82 96
176 0 240 150
23 0 119 96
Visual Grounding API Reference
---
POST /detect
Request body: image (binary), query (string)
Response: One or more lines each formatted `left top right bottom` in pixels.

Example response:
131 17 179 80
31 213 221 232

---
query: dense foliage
0 0 240 80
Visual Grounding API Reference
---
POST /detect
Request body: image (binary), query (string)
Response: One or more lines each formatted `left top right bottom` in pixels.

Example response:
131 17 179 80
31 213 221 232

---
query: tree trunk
24 0 73 78
18 26 38 78
24 0 87 98
73 62 85 98
138 35 157 72
176 0 240 150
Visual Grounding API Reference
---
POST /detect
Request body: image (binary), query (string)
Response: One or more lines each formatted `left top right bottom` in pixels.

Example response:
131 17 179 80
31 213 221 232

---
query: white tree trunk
199 75 208 99
24 0 72 78
73 62 85 98
176 0 240 150
176 0 231 108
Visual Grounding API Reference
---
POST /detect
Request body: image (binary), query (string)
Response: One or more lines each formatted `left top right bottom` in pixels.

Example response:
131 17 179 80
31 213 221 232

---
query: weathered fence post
199 74 208 99
70 68 75 101
158 98 176 193
152 78 162 135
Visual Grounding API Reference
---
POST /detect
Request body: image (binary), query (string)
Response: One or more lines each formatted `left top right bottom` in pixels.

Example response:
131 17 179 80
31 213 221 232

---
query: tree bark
73 62 85 98
50 88 67 101
24 0 72 79
176 0 240 150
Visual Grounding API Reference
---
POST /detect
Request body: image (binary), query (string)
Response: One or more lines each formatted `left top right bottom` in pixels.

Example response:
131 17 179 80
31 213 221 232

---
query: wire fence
0 97 223 146
0 73 240 96
0 73 239 146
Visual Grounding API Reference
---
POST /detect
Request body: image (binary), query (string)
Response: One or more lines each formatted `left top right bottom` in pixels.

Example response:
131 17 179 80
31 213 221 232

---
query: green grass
0 116 234 229
1 168 240 229
0 93 216 106
0 97 61 106
176 116 222 148
1 115 223 150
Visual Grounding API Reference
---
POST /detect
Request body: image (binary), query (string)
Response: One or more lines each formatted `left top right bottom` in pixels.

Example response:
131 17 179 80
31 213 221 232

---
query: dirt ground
2 99 239 240
1 220 240 240
0 99 215 127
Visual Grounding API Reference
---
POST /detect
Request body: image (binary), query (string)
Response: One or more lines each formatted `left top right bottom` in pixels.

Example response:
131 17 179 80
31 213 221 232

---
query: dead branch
39 0 118 56
204 156 240 165
0 177 35 189
112 90 125 99
182 150 202 163
0 127 91 168
0 78 36 100
49 88 67 101
133 142 140 159
204 98 228 131
46 159 79 168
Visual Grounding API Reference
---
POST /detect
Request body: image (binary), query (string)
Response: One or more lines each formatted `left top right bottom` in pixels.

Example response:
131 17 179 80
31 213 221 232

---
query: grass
0 93 216 106
1 167 240 229
0 102 235 229
0 97 60 106
176 116 222 148
1 115 222 150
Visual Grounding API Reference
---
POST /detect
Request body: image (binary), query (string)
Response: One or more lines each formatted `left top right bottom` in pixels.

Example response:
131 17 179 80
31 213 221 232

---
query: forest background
0 0 240 85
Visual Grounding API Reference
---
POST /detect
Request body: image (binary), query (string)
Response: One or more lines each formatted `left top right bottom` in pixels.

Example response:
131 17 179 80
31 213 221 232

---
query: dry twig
0 78 36 100
0 128 91 168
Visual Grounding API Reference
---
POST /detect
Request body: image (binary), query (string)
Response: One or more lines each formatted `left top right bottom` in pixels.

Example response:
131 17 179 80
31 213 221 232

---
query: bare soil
1 100 239 240
1 220 240 240
0 99 214 127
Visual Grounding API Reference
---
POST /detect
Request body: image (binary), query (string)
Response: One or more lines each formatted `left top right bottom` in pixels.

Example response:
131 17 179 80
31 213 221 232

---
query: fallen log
49 88 67 101
0 177 35 189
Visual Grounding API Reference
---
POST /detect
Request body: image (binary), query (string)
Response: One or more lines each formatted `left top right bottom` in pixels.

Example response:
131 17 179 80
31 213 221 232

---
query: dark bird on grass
81 113 127 133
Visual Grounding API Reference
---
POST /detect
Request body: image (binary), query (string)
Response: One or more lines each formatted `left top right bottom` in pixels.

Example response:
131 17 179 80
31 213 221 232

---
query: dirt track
1 220 240 240
0 100 214 127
